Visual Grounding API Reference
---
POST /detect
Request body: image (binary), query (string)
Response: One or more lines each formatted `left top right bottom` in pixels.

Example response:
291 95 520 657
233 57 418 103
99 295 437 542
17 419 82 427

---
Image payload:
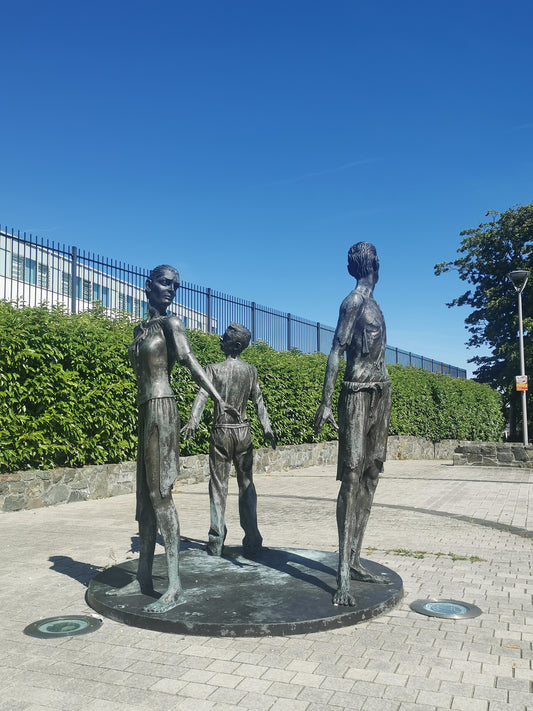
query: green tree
434 202 533 436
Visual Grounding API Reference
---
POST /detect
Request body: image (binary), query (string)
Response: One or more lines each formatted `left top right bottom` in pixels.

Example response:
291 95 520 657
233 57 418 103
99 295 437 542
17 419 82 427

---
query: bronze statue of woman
108 264 234 613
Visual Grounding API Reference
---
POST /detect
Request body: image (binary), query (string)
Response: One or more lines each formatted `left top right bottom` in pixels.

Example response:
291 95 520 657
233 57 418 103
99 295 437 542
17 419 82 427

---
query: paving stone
362 696 400 710
168 700 215 711
405 675 441 692
290 671 325 688
345 667 378 682
268 699 310 711
487 702 525 711
382 685 419 703
207 687 247 705
417 689 454 707
177 682 215 700
207 672 244 689
150 678 188 695
451 696 489 710
236 692 275 710
261 668 297 684
296 685 335 705
327 690 366 709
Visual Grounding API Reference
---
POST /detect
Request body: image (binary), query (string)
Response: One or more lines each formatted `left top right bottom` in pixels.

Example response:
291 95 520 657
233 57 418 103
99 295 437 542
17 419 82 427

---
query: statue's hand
264 430 276 450
180 420 198 440
314 403 338 434
220 401 241 422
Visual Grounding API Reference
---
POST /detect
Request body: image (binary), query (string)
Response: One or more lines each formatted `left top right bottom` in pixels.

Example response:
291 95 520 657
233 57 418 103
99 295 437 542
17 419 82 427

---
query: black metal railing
0 226 467 378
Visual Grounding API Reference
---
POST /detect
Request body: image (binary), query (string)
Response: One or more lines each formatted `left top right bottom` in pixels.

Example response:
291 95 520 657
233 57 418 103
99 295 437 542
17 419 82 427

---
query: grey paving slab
0 459 531 709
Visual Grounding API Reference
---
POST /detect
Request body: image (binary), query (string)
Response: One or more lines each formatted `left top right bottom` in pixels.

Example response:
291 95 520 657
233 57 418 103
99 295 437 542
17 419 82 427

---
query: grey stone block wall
0 436 468 512
453 442 533 467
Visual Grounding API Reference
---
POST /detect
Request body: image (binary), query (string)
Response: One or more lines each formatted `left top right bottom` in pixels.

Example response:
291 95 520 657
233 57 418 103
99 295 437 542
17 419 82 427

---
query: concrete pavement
0 459 531 710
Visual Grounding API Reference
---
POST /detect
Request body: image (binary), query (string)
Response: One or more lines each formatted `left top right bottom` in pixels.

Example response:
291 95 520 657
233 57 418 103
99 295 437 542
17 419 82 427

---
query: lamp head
508 269 530 294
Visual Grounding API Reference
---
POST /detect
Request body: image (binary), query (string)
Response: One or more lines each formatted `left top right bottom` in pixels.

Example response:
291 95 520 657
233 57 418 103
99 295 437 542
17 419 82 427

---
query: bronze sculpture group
109 243 391 612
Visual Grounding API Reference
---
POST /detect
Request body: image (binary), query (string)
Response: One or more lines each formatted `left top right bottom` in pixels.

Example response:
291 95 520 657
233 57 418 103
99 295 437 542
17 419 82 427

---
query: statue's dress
129 317 183 520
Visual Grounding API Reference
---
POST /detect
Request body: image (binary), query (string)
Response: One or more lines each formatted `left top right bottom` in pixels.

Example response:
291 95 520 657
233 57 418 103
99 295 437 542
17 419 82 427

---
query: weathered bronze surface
315 243 392 606
182 323 275 556
106 265 233 612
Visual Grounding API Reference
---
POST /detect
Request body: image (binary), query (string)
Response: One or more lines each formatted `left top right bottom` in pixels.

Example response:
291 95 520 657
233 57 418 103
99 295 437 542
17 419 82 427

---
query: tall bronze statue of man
314 242 391 606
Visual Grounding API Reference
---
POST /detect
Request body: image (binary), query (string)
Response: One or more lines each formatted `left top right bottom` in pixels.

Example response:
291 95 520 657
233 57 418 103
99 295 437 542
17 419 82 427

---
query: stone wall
0 436 465 513
453 442 533 468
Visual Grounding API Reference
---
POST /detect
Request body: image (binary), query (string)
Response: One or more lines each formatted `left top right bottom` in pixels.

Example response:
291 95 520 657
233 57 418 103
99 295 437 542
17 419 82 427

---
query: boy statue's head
220 322 252 357
347 242 379 280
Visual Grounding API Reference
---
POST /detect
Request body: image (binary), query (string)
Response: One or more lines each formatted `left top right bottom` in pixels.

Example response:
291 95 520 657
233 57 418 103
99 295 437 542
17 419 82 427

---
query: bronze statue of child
182 323 275 556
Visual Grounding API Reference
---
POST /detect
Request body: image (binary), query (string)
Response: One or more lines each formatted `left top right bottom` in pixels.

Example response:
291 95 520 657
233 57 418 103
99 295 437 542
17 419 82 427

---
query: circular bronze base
87 546 403 637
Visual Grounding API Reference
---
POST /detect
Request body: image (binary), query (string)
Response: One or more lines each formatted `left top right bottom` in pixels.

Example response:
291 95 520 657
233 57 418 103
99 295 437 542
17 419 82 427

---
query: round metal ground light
410 599 482 620
23 615 103 639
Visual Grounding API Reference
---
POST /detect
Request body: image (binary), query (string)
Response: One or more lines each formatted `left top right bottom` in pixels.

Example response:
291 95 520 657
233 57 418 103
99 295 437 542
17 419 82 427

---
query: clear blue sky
3 1 533 376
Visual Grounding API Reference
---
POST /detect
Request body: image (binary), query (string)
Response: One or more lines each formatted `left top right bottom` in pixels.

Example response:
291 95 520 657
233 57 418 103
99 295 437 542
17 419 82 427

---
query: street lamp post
508 269 530 446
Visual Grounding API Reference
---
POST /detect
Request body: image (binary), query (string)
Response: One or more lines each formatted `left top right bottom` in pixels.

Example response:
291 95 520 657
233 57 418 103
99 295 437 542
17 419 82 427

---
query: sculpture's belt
213 421 249 430
341 380 390 393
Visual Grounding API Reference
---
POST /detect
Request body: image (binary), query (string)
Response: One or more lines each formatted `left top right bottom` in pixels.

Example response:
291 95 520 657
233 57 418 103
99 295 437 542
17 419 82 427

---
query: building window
77 277 91 301
92 283 101 302
0 248 7 276
12 255 24 281
25 258 37 284
102 286 109 307
62 271 71 296
37 264 49 289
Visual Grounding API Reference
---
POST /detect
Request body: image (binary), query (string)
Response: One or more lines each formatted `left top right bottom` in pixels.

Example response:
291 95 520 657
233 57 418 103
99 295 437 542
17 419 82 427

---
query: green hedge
0 303 503 472
388 365 504 442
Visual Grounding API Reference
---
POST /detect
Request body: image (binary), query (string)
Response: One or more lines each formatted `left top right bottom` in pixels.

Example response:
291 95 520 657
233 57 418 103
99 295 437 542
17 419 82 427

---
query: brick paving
0 459 531 710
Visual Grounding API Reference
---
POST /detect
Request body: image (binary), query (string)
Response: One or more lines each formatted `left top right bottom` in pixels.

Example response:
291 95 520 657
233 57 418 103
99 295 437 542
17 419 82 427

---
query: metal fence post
317 322 321 353
251 302 256 342
287 313 291 351
70 246 77 314
206 287 212 333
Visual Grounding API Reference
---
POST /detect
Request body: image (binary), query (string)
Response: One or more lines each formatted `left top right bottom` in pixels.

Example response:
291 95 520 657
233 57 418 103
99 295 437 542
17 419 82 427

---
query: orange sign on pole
516 375 528 392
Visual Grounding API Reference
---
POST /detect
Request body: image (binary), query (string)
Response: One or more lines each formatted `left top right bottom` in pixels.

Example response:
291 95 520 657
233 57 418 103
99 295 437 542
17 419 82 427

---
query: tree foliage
435 203 533 431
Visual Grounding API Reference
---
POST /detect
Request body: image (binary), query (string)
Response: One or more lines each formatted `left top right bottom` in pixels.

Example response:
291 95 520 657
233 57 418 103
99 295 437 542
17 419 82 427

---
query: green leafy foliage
0 301 138 471
388 365 503 441
0 304 503 473
434 202 533 434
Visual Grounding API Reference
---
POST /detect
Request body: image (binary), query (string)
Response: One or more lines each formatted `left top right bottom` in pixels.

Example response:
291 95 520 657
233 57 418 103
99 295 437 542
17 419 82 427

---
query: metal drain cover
24 615 103 638
410 599 482 619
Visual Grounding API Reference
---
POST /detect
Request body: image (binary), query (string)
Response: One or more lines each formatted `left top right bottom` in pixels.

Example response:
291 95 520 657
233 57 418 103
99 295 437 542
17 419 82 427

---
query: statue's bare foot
206 544 223 556
350 564 390 584
143 589 184 614
106 579 144 597
332 582 356 606
242 542 262 558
